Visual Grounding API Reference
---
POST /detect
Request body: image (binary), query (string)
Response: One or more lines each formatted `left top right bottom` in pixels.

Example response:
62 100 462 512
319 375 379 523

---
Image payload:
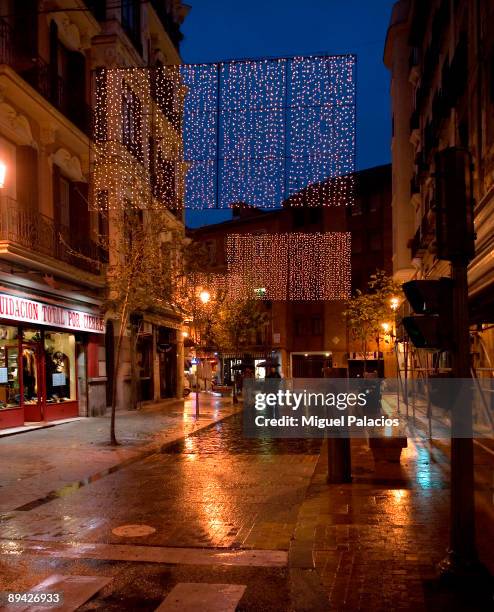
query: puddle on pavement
162 413 322 456
11 415 241 513
11 413 322 515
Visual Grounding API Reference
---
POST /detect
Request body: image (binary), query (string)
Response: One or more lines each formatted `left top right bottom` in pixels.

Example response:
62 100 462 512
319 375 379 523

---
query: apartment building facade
0 0 188 430
385 0 494 366
90 0 189 407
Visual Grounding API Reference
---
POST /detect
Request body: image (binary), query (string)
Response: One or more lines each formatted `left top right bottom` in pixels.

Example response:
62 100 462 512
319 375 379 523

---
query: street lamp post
195 290 211 418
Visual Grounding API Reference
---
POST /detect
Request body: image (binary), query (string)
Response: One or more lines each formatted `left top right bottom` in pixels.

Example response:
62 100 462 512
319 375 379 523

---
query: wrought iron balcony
0 197 103 275
21 58 93 136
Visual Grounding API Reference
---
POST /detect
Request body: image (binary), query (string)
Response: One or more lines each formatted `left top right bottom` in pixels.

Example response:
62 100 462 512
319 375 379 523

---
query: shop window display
0 326 20 408
45 332 76 402
22 329 40 404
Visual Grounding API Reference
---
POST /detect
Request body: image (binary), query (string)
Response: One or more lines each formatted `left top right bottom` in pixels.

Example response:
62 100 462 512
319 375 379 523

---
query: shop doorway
136 333 154 401
76 343 88 416
158 347 177 398
157 327 177 399
22 329 79 422
21 335 44 422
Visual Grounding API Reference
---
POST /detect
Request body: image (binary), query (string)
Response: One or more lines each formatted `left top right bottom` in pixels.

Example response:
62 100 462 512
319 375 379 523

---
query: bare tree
103 208 181 445
344 270 402 374
172 241 269 399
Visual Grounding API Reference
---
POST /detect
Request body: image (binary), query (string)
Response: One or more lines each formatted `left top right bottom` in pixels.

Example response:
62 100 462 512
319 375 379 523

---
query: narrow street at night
1 0 494 609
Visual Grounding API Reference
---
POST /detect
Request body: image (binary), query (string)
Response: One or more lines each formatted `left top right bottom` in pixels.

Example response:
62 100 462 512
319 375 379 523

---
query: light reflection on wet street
0 414 321 552
164 412 322 455
0 407 493 610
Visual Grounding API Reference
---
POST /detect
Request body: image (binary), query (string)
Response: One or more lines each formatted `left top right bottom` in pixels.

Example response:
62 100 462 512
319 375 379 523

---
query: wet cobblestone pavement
0 407 325 610
164 412 322 455
0 413 320 553
0 398 493 610
0 397 239 513
291 434 494 611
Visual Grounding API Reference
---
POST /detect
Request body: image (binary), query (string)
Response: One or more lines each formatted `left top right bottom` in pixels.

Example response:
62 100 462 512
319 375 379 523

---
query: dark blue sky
181 0 395 227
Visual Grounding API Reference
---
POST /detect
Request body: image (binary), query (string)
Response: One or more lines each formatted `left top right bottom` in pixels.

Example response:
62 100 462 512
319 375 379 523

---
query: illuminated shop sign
0 293 105 334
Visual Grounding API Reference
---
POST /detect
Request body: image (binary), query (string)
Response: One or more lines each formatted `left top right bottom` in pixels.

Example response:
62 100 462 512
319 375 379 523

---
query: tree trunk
110 302 129 446
110 331 123 445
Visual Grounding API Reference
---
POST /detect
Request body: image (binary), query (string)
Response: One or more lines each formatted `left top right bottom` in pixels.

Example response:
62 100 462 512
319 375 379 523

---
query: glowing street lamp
199 290 211 304
0 161 7 189
194 289 211 418
390 297 400 311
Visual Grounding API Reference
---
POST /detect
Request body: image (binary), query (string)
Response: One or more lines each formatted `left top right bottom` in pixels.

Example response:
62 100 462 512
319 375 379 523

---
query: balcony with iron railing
0 196 105 276
21 58 93 137
0 18 93 137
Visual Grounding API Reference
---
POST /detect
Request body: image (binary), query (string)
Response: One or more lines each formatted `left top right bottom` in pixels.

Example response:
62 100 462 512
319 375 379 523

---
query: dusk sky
181 0 396 227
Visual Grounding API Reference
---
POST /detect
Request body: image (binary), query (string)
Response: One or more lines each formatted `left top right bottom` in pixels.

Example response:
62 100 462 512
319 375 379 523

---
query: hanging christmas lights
91 55 356 211
225 232 351 301
91 65 187 211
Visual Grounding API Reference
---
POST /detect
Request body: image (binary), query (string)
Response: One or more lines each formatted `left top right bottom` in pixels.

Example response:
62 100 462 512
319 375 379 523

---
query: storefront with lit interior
0 290 105 429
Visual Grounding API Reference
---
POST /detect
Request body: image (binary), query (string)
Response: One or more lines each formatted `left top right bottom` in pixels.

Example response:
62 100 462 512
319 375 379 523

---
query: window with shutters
352 232 363 254
205 240 217 266
16 145 38 209
157 154 176 205
48 20 87 131
11 0 37 62
369 231 382 252
121 0 142 55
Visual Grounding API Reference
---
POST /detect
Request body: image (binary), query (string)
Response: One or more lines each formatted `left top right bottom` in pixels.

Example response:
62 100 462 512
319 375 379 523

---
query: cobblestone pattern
0 413 319 552
0 397 239 512
291 437 494 610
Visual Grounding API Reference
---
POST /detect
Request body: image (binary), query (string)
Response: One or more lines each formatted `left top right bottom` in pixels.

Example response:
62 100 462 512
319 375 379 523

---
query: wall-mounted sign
0 293 105 334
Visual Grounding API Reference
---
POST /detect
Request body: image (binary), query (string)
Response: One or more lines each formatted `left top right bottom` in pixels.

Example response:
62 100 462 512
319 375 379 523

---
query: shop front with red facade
0 291 105 429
